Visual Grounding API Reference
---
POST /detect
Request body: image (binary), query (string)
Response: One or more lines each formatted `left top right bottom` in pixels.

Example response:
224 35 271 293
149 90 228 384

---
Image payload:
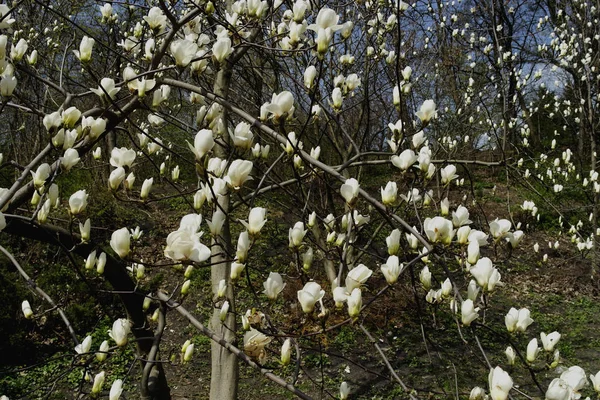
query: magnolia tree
1 0 600 399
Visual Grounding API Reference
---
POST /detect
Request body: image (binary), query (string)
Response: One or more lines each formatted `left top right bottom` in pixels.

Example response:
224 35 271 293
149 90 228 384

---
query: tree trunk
209 65 239 400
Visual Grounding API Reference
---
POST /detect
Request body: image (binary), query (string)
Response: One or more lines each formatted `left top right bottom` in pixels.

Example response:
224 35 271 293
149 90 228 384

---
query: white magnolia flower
91 78 120 100
244 328 272 363
108 318 131 347
22 300 33 319
461 299 479 326
470 257 501 292
170 39 198 67
504 307 533 333
452 206 472 227
110 227 131 258
488 366 512 400
74 36 95 62
381 255 403 284
489 219 512 240
75 335 92 354
188 129 214 160
416 99 437 123
340 178 360 205
225 159 253 189
540 331 561 352
264 91 295 120
110 147 136 168
69 190 88 215
109 379 123 400
391 149 418 171
345 264 372 292
423 217 455 245
263 272 285 300
297 281 324 313
242 207 267 236
144 7 167 32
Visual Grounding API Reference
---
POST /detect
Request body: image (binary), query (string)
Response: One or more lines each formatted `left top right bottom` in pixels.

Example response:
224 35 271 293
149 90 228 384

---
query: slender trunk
209 65 239 400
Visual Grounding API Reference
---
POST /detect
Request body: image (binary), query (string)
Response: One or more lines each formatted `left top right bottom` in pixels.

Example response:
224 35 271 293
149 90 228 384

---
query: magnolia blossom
457 226 471 244
423 217 455 245
125 171 136 189
381 255 403 284
230 122 253 150
110 147 136 168
387 229 401 255
92 371 105 394
488 367 512 400
62 107 81 128
236 231 250 263
91 77 120 100
340 178 360 205
170 39 198 67
545 378 573 400
391 149 418 171
79 219 91 242
469 230 489 246
108 318 131 347
263 272 285 300
489 219 512 240
541 331 561 352
345 264 372 292
297 281 325 313
452 206 472 227
109 228 131 258
61 148 80 171
75 335 92 354
141 178 153 200
96 252 106 274
440 164 458 184
212 37 233 63
242 207 267 236
225 159 253 189
31 163 51 188
0 75 16 97
470 257 501 292
244 328 272 363
504 307 533 333
188 129 214 160
416 99 437 123
22 300 33 319
304 65 317 88
264 91 294 120
560 366 588 393
280 338 292 365
526 338 539 362
164 223 211 263
288 221 307 248
461 299 479 326
109 167 126 190
97 340 109 362
69 190 88 215
419 266 431 289
10 38 28 62
308 7 341 31
183 343 195 362
347 288 362 318
207 209 226 236
144 7 167 32
340 382 350 400
74 36 94 62
109 379 123 400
